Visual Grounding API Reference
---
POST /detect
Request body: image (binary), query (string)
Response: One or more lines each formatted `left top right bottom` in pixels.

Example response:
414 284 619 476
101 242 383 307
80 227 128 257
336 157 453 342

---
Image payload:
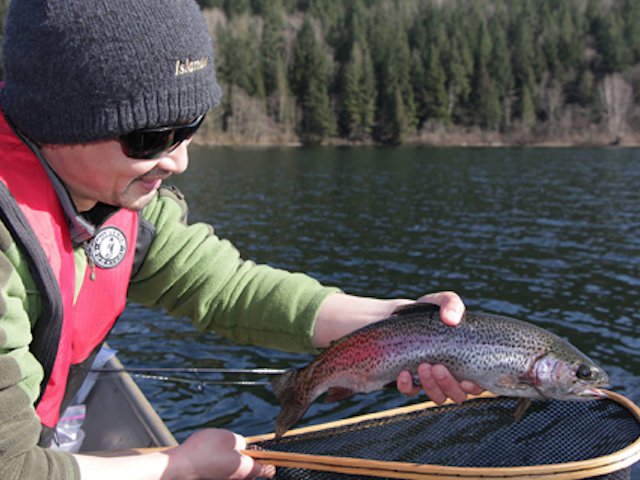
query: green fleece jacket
0 189 338 480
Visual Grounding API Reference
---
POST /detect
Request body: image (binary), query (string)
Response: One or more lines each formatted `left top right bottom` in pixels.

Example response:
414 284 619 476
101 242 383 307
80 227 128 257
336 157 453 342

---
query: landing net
247 391 640 480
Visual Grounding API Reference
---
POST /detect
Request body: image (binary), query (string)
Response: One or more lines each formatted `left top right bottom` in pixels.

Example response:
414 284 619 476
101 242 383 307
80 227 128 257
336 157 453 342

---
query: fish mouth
579 387 608 399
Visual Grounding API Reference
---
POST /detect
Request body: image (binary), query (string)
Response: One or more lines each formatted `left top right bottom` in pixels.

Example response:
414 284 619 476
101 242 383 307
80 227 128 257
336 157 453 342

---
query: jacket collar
13 126 117 247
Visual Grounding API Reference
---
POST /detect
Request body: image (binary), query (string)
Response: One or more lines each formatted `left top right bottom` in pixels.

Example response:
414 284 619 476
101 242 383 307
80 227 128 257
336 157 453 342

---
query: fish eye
576 364 592 380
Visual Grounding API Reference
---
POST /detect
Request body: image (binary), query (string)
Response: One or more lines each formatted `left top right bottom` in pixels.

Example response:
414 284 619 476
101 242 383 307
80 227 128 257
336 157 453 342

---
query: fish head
532 348 610 400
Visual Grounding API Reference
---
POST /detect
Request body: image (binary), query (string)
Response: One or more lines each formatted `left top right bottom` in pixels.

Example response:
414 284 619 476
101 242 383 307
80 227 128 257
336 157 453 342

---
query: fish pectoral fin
391 302 440 316
514 397 532 421
324 387 355 403
498 375 533 391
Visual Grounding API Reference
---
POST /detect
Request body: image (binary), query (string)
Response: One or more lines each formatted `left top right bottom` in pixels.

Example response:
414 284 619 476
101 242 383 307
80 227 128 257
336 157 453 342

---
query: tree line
197 0 640 146
0 0 636 146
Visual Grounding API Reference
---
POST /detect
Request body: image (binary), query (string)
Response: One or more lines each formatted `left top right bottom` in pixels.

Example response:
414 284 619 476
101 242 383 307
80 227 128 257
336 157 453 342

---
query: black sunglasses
119 115 205 159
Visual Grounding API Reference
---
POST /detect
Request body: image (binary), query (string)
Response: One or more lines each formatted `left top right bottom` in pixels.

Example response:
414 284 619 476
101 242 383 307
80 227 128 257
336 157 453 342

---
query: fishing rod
90 366 288 387
92 367 287 375
126 373 272 387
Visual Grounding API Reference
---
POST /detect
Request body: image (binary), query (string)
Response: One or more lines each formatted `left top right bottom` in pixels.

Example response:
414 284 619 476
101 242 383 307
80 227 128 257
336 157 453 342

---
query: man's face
41 138 190 212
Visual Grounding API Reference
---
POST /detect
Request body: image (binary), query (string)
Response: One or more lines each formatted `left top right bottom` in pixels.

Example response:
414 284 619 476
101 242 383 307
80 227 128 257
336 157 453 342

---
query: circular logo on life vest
90 227 127 269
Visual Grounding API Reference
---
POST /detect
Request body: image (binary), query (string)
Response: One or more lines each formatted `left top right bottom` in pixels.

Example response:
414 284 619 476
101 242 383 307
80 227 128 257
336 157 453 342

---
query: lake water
110 146 640 474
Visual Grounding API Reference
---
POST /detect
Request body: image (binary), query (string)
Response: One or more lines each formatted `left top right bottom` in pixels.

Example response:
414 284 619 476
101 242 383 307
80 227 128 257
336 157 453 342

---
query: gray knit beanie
1 0 222 145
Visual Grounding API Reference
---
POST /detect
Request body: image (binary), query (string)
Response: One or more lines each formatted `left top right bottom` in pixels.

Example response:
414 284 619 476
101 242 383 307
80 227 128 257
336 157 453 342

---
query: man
0 1 480 479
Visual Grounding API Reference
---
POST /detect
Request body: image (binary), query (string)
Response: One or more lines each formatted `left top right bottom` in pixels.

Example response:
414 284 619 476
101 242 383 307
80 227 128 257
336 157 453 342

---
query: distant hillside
196 0 640 146
0 0 638 146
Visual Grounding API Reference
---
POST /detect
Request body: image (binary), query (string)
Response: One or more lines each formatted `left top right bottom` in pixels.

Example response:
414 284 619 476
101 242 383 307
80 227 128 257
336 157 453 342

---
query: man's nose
156 141 189 174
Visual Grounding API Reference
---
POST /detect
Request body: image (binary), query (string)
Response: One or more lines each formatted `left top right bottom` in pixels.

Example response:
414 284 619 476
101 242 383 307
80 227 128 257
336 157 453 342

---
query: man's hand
164 429 275 480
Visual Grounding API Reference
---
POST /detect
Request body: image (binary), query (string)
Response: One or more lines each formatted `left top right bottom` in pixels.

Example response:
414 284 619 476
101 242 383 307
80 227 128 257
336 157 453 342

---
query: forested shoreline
1 0 638 146
195 0 640 146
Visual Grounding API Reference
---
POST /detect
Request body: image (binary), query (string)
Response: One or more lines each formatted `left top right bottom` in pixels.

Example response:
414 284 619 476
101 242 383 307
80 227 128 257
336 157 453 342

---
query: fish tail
270 369 311 438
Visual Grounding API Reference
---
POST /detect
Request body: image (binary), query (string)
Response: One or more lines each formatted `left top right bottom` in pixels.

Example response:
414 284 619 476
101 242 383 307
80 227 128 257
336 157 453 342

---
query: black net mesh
252 397 640 480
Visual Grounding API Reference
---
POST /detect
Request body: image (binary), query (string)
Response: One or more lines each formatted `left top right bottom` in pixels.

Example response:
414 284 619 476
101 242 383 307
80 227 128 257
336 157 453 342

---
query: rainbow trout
271 303 609 438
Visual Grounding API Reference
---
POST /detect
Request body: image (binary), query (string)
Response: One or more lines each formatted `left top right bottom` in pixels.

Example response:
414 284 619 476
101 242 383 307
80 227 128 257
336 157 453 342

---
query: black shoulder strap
0 182 63 406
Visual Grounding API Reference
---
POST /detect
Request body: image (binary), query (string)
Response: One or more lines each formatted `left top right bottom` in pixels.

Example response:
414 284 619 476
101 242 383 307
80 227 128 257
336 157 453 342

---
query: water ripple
110 147 640 453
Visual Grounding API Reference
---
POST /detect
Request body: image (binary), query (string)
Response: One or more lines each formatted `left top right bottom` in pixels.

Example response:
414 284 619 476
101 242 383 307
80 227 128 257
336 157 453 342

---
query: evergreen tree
443 27 473 124
281 0 299 14
250 0 270 15
359 46 377 137
519 84 536 129
307 0 345 46
260 2 293 125
337 0 369 138
223 0 251 17
540 1 560 77
410 48 428 128
558 2 582 71
395 20 416 130
569 67 595 106
407 9 428 127
261 2 287 96
489 19 514 129
510 11 538 122
476 18 493 68
289 18 314 96
248 24 266 100
467 21 500 130
340 47 364 139
594 12 632 74
476 64 501 131
346 0 368 47
370 8 415 144
339 41 376 140
381 85 411 145
625 0 640 62
301 75 335 144
290 17 335 144
585 0 605 33
217 24 263 97
423 45 449 124
489 18 513 93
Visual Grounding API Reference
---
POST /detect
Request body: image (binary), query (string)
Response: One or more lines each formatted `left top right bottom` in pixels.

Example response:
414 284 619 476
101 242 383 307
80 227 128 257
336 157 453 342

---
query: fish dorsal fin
327 336 349 349
392 302 440 317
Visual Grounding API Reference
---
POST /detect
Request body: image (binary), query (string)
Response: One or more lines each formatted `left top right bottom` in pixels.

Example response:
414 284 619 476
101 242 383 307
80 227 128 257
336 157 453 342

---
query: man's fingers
233 434 276 479
461 380 484 395
397 370 420 397
247 459 276 479
416 364 446 404
416 363 471 404
429 364 467 404
416 291 465 326
236 454 275 479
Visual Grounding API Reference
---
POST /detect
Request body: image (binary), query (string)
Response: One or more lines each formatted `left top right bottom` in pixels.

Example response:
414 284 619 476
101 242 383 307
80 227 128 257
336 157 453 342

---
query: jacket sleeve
0 225 79 480
128 191 340 353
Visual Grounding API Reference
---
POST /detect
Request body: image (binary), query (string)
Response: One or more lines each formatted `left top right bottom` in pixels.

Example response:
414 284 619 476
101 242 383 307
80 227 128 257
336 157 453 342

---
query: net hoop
246 390 640 479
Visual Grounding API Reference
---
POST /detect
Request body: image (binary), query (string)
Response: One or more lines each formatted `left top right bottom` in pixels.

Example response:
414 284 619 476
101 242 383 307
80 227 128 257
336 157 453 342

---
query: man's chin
118 191 157 211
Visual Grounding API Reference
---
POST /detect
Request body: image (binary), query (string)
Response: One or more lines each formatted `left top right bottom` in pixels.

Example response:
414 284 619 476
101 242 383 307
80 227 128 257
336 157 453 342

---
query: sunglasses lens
120 115 205 159
123 131 173 159
174 125 197 144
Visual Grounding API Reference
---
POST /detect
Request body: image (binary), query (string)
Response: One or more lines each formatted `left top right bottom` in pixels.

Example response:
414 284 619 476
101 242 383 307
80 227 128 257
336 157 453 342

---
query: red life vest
0 112 138 428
